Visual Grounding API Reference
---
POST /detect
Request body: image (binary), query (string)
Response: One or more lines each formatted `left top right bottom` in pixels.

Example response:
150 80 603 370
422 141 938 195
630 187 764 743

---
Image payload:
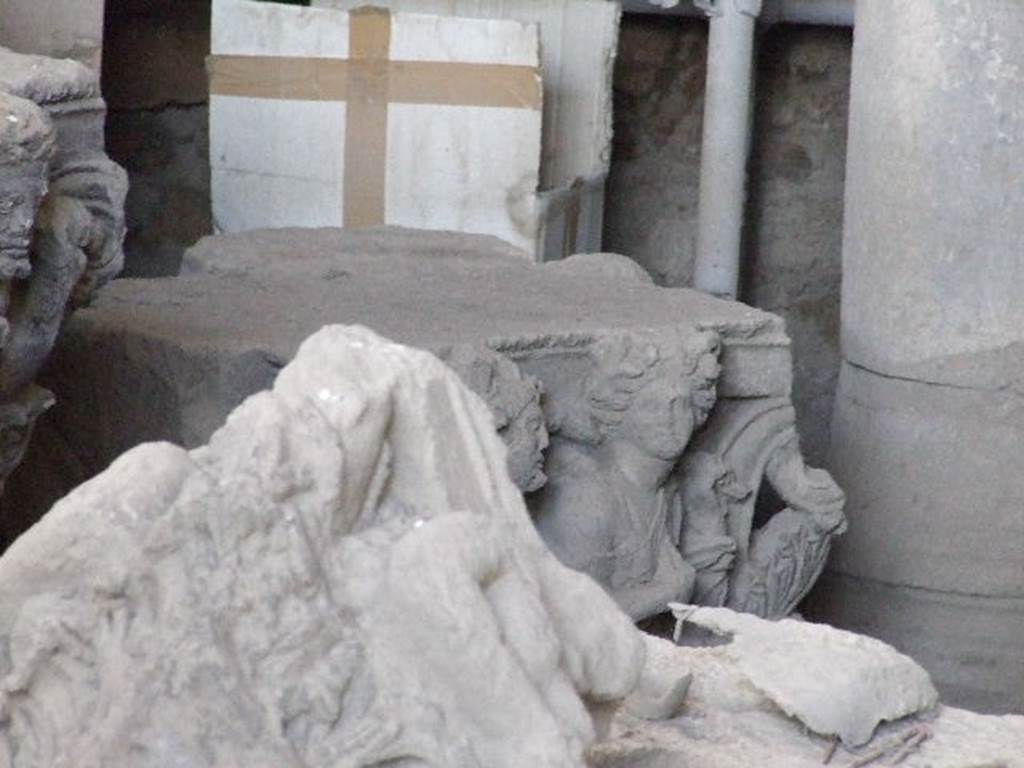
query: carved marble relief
482 330 846 623
526 329 722 620
438 344 548 494
0 48 127 496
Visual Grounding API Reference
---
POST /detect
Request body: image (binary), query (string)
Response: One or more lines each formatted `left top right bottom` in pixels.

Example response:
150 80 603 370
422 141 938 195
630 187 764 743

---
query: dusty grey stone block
669 604 938 747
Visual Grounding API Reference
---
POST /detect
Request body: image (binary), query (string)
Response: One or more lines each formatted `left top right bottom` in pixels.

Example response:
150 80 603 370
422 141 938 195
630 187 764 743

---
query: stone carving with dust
0 325 649 767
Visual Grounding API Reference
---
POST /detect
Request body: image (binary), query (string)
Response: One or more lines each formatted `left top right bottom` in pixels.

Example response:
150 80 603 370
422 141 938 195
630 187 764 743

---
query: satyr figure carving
0 93 54 337
531 329 721 620
439 344 549 493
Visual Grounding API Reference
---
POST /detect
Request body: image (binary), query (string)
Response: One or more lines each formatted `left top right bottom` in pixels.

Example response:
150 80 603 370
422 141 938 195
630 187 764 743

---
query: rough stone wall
102 0 211 277
604 17 852 464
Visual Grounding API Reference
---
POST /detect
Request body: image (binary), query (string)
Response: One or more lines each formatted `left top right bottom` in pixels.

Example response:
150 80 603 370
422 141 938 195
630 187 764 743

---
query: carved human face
502 394 549 493
0 165 46 276
622 347 718 463
621 361 697 462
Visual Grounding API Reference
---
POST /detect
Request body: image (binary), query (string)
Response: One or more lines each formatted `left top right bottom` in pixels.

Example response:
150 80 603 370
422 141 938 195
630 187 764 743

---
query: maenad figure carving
439 344 549 493
0 157 127 395
0 94 57 496
532 329 721 621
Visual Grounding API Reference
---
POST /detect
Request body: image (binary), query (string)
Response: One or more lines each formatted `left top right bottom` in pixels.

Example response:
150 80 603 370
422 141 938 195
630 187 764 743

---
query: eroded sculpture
0 47 127 496
531 328 721 620
0 325 647 767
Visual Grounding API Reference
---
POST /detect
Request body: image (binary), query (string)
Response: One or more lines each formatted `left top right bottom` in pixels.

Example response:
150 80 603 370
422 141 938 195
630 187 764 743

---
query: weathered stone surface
814 0 1024 714
0 94 52 284
11 228 840 623
0 48 98 105
589 633 1024 768
0 325 645 767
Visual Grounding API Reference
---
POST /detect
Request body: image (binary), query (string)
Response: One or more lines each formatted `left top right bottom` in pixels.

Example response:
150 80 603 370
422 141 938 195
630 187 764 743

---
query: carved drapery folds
0 48 127 496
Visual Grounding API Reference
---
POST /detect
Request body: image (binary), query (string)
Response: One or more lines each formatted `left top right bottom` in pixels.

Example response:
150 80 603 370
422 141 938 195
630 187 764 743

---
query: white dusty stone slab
210 0 544 255
0 325 645 767
589 634 1024 768
312 0 620 260
313 0 620 190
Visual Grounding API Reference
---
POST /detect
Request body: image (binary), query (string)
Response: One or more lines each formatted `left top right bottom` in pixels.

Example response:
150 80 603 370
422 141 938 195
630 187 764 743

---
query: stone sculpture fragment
0 325 646 767
530 327 721 620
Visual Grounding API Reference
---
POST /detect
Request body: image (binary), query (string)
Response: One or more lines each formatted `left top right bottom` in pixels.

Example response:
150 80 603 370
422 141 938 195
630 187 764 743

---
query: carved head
0 93 54 280
573 330 721 462
441 345 549 493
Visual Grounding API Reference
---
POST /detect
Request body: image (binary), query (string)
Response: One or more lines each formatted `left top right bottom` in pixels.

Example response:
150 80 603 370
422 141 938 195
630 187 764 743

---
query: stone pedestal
810 0 1024 714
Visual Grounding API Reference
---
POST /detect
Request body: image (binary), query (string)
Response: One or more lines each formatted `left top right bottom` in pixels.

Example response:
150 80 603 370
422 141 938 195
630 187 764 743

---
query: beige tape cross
208 6 542 229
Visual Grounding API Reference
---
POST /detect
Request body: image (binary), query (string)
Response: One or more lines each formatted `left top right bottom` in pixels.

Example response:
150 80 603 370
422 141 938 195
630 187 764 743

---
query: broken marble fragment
669 604 939 747
589 634 1024 768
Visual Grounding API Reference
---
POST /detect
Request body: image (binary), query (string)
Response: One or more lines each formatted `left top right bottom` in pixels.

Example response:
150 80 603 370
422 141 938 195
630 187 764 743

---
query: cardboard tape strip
344 6 391 228
209 57 541 108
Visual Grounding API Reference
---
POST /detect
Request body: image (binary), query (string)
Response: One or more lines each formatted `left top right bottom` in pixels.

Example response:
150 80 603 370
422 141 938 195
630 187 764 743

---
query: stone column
812 0 1024 714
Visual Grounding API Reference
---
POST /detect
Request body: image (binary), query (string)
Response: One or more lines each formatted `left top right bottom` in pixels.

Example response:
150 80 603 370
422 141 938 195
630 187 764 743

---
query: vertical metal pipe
619 0 854 27
692 0 761 299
